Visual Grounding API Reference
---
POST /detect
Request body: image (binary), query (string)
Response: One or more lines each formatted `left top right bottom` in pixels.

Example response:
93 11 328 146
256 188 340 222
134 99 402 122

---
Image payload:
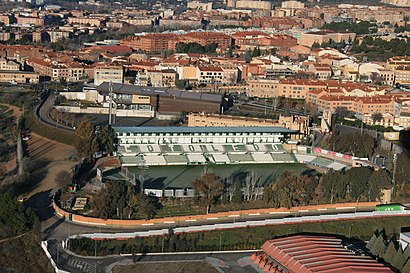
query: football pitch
128 163 314 190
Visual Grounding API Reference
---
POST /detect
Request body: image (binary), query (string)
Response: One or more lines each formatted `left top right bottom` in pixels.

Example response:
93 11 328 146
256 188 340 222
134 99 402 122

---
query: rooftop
258 235 393 273
97 82 222 103
113 126 295 134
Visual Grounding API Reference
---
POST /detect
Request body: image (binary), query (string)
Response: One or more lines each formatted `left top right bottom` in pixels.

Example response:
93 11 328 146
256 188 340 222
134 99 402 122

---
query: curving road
36 93 74 131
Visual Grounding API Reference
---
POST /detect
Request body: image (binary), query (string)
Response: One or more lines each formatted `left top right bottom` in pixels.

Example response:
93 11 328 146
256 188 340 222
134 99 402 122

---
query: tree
367 170 391 201
371 112 383 124
402 259 410 273
137 194 160 220
372 234 388 258
92 180 128 219
192 173 224 214
383 241 398 265
75 118 97 158
263 171 317 208
0 193 37 239
97 126 113 154
348 167 372 201
311 42 320 49
244 50 252 63
396 153 410 190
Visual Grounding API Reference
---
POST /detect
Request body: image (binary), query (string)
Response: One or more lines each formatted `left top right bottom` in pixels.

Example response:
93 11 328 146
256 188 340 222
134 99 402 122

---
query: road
46 239 256 273
37 93 74 131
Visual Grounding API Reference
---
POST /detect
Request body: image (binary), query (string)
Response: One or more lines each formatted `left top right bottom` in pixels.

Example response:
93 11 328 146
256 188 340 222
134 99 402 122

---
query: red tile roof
256 235 393 273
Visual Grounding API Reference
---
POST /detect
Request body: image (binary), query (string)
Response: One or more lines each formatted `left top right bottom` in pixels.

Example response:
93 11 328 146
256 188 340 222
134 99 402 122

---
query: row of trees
367 230 410 273
351 37 410 59
69 232 260 256
175 42 218 54
322 21 377 35
92 180 160 220
191 165 391 213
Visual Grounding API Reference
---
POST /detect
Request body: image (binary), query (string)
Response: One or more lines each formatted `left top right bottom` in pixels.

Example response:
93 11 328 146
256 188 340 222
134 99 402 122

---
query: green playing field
128 163 314 190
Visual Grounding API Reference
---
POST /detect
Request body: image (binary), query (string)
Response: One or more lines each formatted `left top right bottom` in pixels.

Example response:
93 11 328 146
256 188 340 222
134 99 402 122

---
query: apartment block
94 65 123 86
27 58 85 82
0 71 39 84
140 69 177 87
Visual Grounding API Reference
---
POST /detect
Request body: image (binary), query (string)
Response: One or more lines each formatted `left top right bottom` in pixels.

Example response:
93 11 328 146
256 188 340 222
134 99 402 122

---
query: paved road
37 93 74 131
47 240 255 273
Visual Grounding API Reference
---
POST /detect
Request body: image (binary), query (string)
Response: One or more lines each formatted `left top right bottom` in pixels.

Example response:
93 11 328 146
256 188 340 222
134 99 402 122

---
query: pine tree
402 259 410 273
372 235 388 258
383 241 397 265
399 246 410 270
366 233 378 251
391 246 404 270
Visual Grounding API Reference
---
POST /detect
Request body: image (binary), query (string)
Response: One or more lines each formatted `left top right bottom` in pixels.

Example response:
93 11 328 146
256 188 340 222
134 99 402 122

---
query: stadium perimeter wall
52 201 379 228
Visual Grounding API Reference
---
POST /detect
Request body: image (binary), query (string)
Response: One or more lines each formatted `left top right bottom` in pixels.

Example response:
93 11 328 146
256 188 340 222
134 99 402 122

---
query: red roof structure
250 235 393 273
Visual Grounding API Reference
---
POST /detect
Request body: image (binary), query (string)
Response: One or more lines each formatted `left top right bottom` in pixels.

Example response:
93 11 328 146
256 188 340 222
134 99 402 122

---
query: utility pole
108 81 113 126
392 153 397 195
138 160 148 193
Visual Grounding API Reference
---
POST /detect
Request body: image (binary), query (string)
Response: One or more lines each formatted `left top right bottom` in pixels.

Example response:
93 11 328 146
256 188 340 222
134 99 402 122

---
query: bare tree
192 173 224 214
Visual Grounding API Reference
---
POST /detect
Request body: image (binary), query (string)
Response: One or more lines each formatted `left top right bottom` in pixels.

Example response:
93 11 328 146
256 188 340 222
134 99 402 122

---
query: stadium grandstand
114 126 349 170
114 126 298 166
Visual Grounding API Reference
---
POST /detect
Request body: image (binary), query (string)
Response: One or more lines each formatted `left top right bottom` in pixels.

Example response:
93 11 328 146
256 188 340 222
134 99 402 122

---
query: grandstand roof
258 235 393 273
113 126 295 134
97 82 222 103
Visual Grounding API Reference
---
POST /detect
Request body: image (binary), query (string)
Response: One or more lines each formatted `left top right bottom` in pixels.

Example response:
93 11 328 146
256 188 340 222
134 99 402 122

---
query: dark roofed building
97 82 230 114
251 235 394 273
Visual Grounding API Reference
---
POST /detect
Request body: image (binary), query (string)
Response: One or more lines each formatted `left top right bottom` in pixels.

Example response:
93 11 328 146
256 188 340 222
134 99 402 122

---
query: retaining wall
52 201 379 228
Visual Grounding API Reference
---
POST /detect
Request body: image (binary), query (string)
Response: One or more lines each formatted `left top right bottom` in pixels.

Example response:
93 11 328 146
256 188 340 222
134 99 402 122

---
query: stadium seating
251 153 275 163
265 144 285 153
139 144 161 153
212 154 230 164
228 153 254 163
121 156 144 166
143 155 167 165
311 157 334 167
187 154 207 164
327 161 347 171
164 154 189 164
271 153 296 163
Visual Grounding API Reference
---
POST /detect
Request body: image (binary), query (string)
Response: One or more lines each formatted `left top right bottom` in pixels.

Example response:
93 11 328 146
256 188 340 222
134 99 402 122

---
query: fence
52 200 379 228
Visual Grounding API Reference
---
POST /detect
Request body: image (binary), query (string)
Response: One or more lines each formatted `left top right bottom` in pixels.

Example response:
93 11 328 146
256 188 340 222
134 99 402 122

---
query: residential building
0 57 20 70
27 58 85 82
94 65 124 86
0 71 39 83
226 0 273 10
140 69 177 87
67 17 105 27
187 1 213 11
308 63 332 80
188 112 310 137
299 31 356 47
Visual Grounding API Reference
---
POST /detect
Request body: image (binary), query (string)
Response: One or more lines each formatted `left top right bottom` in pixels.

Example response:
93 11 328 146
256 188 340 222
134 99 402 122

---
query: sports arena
110 126 350 197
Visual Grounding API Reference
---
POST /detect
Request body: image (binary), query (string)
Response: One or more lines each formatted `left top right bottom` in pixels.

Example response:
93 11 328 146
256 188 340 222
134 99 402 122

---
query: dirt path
26 132 77 198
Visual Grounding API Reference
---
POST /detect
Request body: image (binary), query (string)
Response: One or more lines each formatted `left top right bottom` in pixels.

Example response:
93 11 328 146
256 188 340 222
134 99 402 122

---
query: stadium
110 126 349 197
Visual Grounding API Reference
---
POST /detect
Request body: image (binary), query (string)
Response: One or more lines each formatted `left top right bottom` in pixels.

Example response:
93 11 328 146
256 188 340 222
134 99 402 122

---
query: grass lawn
112 261 219 273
